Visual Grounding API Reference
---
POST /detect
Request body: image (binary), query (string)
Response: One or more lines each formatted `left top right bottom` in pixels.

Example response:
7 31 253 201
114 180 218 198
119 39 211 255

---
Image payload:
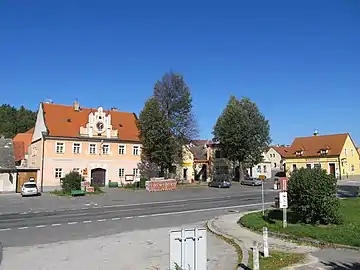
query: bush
132 177 147 189
288 167 341 225
61 171 84 193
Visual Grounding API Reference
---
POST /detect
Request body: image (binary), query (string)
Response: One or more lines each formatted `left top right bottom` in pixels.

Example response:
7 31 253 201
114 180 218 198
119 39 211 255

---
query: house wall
40 139 141 191
339 136 360 180
28 139 43 169
266 148 284 170
0 172 16 192
247 162 272 179
32 103 47 142
177 146 194 182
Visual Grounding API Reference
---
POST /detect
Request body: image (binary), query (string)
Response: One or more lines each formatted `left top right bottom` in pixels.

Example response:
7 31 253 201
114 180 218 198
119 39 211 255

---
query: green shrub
61 171 84 193
288 167 341 225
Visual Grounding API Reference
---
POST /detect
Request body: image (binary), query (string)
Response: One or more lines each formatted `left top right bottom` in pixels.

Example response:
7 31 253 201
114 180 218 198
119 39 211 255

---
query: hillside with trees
0 104 37 138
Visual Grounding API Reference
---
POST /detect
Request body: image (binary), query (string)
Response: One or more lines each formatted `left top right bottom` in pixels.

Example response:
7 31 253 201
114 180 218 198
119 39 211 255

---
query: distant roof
286 133 349 158
0 138 16 169
42 103 139 141
189 140 209 161
269 146 289 157
13 127 34 161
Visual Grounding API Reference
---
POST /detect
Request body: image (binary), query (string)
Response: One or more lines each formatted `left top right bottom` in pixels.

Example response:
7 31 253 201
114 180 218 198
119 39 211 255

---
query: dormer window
295 150 304 156
320 149 329 155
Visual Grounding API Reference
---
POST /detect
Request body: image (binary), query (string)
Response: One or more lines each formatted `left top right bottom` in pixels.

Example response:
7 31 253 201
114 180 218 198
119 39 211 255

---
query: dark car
240 177 263 186
208 179 231 188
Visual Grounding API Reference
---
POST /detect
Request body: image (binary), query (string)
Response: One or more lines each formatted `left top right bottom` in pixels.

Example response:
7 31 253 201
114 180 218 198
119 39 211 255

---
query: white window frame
55 168 63 178
345 148 348 155
55 142 65 154
118 144 126 155
257 165 261 173
263 165 267 173
89 143 97 155
133 168 139 176
132 145 140 156
72 142 82 154
73 168 80 173
102 144 110 155
119 168 125 177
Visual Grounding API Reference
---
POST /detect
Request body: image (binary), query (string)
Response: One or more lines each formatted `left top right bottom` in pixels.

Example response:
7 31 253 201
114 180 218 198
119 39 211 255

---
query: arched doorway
91 168 106 187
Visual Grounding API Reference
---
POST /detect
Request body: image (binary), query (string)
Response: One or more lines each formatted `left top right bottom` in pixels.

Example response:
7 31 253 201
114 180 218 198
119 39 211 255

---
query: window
314 164 321 169
118 144 126 155
55 168 62 178
73 143 81 154
263 165 267 173
351 149 354 156
56 142 65 154
351 165 355 172
73 168 80 173
133 145 139 156
102 144 110 155
306 164 312 169
89 143 97 154
274 163 277 168
133 168 139 176
292 164 297 171
119 168 125 177
345 148 348 155
257 165 261 173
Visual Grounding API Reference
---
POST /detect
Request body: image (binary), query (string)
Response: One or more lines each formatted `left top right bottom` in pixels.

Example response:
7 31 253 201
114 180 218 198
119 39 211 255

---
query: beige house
266 146 289 171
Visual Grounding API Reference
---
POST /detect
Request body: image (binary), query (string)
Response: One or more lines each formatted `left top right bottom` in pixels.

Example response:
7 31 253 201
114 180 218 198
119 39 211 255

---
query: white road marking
18 227 28 230
68 222 78 225
0 228 11 232
97 219 106 222
52 224 61 227
125 216 134 219
111 217 120 221
83 220 92 223
35 225 46 228
81 207 89 210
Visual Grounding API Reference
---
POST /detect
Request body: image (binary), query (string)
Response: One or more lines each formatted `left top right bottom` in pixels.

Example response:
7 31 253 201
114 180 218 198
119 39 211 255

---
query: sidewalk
208 212 360 269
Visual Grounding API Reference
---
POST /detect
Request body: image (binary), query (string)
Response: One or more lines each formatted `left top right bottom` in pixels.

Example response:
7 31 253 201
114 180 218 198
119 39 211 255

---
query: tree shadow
337 185 359 198
322 261 360 269
262 209 302 224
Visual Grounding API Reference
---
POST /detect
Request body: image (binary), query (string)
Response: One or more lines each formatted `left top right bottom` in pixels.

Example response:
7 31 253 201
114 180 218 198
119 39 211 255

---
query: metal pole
253 241 260 270
283 207 287 228
261 181 265 216
194 228 198 270
181 229 185 269
263 227 269 257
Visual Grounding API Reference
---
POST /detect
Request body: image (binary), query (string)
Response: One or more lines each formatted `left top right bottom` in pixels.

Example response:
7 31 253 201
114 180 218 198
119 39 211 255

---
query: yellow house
285 133 360 180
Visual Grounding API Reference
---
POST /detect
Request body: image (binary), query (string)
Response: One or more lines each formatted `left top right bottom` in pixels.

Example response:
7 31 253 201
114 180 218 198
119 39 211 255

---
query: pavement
0 222 237 270
208 212 360 270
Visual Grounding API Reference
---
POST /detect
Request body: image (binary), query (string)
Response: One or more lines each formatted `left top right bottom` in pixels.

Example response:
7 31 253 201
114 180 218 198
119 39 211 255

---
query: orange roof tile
42 103 139 141
286 133 349 158
13 141 25 162
13 129 34 160
270 146 289 157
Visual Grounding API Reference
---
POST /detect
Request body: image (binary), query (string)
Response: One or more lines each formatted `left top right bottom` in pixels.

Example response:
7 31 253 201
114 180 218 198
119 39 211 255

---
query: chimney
313 130 319 136
74 100 80 111
111 107 118 111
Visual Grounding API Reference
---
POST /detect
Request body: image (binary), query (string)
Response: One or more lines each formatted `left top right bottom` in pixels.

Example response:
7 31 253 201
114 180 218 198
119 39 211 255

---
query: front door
91 168 106 187
329 163 336 177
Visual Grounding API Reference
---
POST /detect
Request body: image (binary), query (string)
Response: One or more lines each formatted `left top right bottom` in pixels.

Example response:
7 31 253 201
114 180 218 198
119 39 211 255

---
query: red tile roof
13 128 34 161
286 133 349 158
270 146 289 157
42 103 140 141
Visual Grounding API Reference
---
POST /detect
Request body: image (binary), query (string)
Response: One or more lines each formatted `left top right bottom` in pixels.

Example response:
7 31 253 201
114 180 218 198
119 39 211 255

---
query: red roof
13 128 34 161
270 146 289 157
42 103 140 141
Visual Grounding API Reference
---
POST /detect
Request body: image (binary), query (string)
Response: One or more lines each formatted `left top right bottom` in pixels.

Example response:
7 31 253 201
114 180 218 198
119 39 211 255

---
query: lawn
248 250 305 270
49 189 104 196
239 198 360 247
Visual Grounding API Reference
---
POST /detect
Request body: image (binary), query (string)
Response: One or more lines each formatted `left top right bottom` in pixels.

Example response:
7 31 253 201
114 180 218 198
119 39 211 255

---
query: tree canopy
213 96 271 179
137 72 198 176
0 104 37 138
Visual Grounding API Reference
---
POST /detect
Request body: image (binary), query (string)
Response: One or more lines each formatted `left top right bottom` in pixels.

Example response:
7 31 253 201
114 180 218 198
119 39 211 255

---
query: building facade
28 101 141 191
285 133 360 180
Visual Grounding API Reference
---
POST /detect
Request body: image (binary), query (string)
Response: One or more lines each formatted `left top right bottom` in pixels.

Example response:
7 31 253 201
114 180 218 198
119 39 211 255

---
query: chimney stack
74 100 80 111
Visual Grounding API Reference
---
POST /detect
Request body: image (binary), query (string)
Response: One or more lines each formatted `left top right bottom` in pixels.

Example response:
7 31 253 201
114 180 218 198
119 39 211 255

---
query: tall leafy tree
213 96 271 180
137 97 175 176
153 72 198 162
0 104 36 138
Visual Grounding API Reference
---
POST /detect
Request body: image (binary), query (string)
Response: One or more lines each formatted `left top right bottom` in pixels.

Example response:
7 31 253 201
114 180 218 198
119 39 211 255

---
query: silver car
21 182 40 197
240 177 263 186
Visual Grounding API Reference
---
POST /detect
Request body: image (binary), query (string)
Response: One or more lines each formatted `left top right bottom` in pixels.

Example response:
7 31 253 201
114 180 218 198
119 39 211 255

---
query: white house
246 153 272 179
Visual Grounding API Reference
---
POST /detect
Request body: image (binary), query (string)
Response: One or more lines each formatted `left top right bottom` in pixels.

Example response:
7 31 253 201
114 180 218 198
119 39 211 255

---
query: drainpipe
40 132 46 192
338 157 342 180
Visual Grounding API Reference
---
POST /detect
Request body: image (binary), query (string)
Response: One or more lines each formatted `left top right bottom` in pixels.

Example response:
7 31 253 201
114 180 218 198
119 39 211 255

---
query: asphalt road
0 184 277 247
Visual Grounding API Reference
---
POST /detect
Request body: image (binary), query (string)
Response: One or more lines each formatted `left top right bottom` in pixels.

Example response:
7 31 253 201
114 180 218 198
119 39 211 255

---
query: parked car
240 177 263 186
21 182 40 197
208 179 231 188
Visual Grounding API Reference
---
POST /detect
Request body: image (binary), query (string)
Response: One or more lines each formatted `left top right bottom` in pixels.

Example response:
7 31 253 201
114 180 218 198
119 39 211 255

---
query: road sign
170 228 207 270
279 191 288 209
280 177 288 191
258 175 266 180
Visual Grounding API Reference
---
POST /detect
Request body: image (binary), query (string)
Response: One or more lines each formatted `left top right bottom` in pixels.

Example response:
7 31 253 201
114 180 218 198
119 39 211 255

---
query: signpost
258 175 266 216
279 177 288 228
262 227 269 257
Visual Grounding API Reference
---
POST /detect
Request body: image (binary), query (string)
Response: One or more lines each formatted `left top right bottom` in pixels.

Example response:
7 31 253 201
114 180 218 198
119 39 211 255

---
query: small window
314 164 321 169
351 149 354 156
133 145 139 156
89 143 97 154
257 165 261 173
56 142 65 154
133 168 139 176
351 165 355 172
274 163 277 168
306 164 312 169
345 148 348 155
119 168 125 177
118 144 126 155
73 168 80 173
102 144 110 155
73 143 81 154
263 165 267 173
292 164 297 171
55 168 62 178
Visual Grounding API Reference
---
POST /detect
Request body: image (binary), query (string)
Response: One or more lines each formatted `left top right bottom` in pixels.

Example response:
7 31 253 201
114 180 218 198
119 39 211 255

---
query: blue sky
1 0 359 145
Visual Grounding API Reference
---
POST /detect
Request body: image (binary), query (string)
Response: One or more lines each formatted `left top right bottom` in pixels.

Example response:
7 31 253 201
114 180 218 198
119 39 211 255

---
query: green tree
288 167 341 225
0 104 36 138
61 171 84 193
153 72 198 163
137 97 175 176
213 96 271 181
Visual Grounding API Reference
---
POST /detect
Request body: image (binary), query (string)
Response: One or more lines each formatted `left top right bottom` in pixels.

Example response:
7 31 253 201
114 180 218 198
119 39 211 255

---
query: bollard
253 241 260 270
263 227 269 258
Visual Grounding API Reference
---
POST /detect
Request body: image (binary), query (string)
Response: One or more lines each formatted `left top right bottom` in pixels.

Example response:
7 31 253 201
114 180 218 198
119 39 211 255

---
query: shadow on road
322 261 360 269
337 185 360 198
0 241 2 267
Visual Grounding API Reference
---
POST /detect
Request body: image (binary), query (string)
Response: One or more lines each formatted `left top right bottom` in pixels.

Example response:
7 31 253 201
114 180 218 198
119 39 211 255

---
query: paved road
0 186 276 247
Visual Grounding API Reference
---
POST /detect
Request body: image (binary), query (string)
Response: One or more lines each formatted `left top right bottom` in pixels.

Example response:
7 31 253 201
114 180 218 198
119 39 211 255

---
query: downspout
40 132 45 192
338 156 342 180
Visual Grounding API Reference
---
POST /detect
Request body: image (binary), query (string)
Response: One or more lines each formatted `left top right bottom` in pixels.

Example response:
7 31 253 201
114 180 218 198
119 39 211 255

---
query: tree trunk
239 161 245 182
